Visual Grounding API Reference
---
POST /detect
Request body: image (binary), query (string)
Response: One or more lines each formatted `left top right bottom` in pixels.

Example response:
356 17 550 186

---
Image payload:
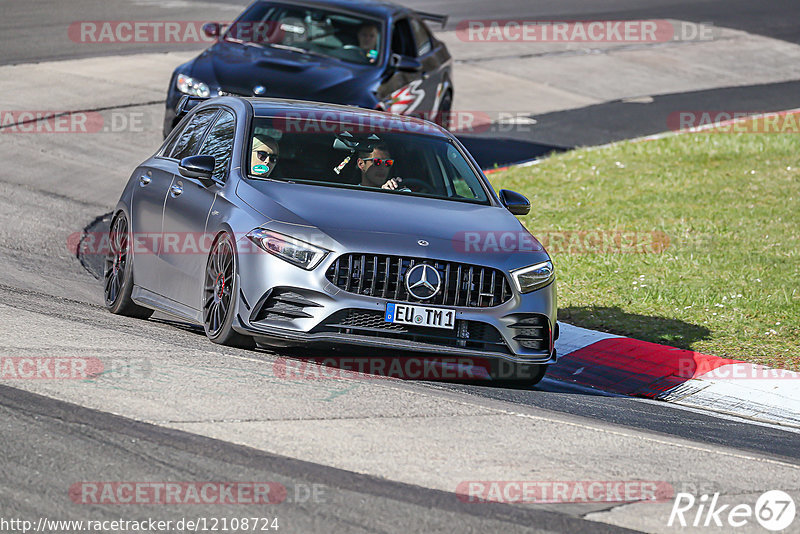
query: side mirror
202 22 221 38
499 189 530 215
390 53 422 72
179 155 216 185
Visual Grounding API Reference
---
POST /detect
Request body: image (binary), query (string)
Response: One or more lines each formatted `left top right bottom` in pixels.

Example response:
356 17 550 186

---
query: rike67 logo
669 490 796 531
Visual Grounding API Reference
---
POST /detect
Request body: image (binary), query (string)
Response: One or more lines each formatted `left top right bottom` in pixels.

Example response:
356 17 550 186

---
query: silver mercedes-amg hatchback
106 96 558 383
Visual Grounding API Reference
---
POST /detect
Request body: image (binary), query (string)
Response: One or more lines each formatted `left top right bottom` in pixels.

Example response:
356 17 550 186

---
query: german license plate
385 303 456 330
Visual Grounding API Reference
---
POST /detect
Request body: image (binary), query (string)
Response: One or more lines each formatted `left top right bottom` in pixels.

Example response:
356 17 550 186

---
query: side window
161 127 182 157
170 108 218 160
198 110 236 183
391 19 416 57
410 18 433 56
438 144 486 201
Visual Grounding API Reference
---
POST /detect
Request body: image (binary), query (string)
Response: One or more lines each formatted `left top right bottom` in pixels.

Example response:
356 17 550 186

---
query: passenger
250 134 279 177
357 145 401 190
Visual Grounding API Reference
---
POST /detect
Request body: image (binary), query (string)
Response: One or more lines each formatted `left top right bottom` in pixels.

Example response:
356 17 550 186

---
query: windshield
247 116 490 204
225 2 383 65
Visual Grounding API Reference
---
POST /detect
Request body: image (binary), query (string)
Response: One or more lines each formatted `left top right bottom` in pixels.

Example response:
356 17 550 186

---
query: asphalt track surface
2 385 635 534
477 80 800 151
2 1 800 533
78 213 800 465
3 0 800 64
4 0 800 160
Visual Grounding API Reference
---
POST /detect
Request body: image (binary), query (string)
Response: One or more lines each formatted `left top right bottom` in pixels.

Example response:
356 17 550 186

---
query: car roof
242 97 450 138
253 0 407 19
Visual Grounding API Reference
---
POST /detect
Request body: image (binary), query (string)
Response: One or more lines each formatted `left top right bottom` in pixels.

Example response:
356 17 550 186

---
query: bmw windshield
225 2 383 66
246 115 491 205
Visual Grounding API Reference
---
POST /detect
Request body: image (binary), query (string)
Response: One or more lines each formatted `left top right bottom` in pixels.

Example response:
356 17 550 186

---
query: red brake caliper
215 273 225 299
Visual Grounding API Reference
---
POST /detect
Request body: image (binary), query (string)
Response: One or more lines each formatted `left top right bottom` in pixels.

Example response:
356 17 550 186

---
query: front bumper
233 245 558 365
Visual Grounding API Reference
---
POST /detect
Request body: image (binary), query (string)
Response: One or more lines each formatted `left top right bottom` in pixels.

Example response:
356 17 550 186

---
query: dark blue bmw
163 0 453 137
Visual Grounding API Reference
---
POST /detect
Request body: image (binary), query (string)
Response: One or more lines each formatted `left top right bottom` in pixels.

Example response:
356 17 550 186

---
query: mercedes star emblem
253 85 266 95
405 264 441 300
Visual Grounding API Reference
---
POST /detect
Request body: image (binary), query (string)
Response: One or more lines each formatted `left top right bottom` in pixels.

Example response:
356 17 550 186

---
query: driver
250 134 279 178
357 145 401 190
357 22 379 51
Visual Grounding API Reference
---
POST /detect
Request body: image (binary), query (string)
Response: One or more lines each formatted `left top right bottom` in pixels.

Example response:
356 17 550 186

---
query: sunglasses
255 150 279 163
363 158 394 167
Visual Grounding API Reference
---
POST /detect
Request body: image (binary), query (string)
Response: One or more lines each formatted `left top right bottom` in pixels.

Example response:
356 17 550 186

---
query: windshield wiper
222 36 268 53
268 43 328 59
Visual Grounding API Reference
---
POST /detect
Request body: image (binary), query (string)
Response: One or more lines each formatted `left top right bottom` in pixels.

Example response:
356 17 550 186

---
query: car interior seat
279 16 308 46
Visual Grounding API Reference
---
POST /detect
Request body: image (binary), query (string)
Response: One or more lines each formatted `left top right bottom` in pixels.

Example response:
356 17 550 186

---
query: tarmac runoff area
0 296 799 533
3 19 800 161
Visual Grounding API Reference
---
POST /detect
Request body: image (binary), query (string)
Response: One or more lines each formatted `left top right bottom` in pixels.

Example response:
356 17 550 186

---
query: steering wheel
397 178 432 194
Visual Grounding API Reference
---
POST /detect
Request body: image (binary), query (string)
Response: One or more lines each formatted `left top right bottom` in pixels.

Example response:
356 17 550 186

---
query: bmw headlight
176 74 211 98
246 229 328 270
510 261 555 293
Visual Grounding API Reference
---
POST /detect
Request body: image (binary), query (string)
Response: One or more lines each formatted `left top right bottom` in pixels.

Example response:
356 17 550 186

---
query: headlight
176 74 211 98
246 229 328 270
510 260 554 293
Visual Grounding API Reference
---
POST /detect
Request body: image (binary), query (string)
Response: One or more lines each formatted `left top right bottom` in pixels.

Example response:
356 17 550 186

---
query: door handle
170 184 183 197
138 176 151 187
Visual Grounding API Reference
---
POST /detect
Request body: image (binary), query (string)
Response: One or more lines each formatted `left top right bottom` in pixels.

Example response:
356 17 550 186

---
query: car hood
236 179 548 268
191 42 377 104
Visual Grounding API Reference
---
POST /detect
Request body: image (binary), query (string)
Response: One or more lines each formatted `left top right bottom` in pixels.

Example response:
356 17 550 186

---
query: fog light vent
509 315 549 350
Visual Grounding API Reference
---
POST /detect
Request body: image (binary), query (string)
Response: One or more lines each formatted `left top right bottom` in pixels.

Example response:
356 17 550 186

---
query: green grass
488 130 800 370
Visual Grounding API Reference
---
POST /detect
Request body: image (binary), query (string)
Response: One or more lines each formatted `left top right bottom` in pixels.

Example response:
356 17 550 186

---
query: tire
519 364 548 387
493 363 548 388
202 232 254 348
104 212 154 319
435 90 453 130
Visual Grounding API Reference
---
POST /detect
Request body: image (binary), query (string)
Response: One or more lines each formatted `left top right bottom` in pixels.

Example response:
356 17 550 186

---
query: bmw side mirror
499 189 530 216
202 22 221 38
179 155 216 185
390 54 422 72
